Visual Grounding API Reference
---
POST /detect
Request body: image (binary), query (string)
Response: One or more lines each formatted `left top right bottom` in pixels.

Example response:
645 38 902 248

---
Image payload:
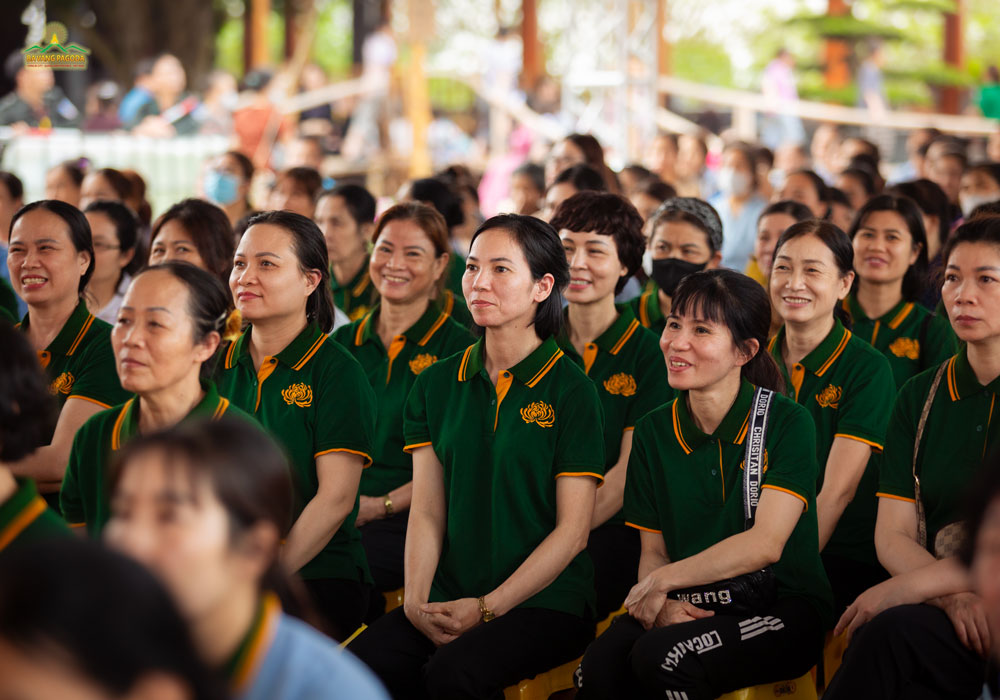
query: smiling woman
5 200 130 507
60 261 255 535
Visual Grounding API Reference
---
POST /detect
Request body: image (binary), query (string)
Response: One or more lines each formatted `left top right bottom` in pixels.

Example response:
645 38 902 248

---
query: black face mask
651 258 708 297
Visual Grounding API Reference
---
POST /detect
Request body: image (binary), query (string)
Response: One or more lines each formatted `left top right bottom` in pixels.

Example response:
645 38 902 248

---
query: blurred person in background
777 168 829 219
760 48 805 149
0 172 25 311
268 167 322 219
315 185 378 321
508 162 545 217
196 70 239 136
44 160 85 208
129 53 201 137
79 167 132 210
755 146 775 201
836 166 878 212
629 177 677 226
234 69 294 170
925 137 968 209
118 58 156 125
82 81 122 132
826 187 856 234
545 133 619 193
888 178 952 310
675 132 717 199
284 135 325 172
889 127 940 184
83 201 141 324
975 65 1000 120
773 142 811 187
148 199 236 289
0 54 79 128
541 164 607 222
810 123 843 184
644 132 679 187
202 151 256 229
958 162 1000 219
711 141 768 271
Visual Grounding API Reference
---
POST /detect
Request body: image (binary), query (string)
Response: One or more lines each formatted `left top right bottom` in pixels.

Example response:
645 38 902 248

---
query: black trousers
303 577 370 642
588 522 641 621
824 603 986 700
360 512 408 622
349 606 594 700
576 597 823 700
821 552 889 618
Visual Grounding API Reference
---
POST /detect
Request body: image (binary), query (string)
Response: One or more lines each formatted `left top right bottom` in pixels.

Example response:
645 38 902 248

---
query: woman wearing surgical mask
202 151 255 230
958 162 1000 220
710 142 769 272
629 198 723 338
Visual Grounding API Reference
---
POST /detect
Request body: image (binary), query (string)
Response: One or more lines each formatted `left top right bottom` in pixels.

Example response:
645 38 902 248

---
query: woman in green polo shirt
332 202 471 617
844 194 957 389
4 200 130 503
316 185 380 321
148 198 235 288
60 261 251 534
577 269 831 699
768 220 897 615
351 214 605 698
629 198 723 338
825 216 1000 700
550 190 671 620
219 210 377 641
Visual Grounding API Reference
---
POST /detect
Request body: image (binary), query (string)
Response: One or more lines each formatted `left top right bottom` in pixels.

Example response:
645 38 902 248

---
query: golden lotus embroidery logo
349 306 370 321
520 401 555 428
815 384 842 409
889 337 920 360
603 373 637 397
281 383 313 407
409 353 437 375
50 371 74 395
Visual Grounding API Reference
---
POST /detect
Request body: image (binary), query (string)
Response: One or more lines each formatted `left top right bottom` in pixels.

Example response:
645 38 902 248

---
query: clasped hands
624 570 714 631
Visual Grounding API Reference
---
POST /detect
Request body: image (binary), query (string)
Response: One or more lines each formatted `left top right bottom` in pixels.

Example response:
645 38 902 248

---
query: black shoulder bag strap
743 387 775 530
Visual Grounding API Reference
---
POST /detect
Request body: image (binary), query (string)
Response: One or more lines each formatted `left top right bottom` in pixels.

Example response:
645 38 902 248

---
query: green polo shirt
629 283 666 339
403 336 606 617
768 319 896 566
0 480 69 553
330 260 379 322
842 295 958 389
0 276 18 321
217 323 377 583
557 305 671 524
439 289 472 328
60 381 255 535
332 302 471 497
624 382 834 626
18 301 131 412
879 349 1000 548
445 251 466 299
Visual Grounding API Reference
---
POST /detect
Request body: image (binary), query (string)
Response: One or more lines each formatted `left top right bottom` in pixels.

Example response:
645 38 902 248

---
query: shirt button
504 371 510 378
490 399 496 406
711 469 718 476
977 425 983 432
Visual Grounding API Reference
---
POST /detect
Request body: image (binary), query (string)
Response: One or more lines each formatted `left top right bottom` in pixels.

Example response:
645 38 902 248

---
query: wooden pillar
285 0 297 61
824 0 850 89
521 0 543 90
941 0 963 114
246 0 271 70
657 0 670 77
406 0 433 178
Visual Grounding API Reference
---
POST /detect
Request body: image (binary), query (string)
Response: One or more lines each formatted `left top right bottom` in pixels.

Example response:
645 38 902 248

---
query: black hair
49 160 86 187
970 201 1000 219
0 538 226 700
223 150 254 182
758 200 814 225
87 168 133 201
840 167 877 198
563 133 620 192
965 162 1000 190
635 177 677 203
621 163 653 182
755 146 775 170
552 164 607 193
846 137 881 164
11 200 95 294
512 162 545 194
670 269 784 393
4 52 24 81
135 262 232 350
647 197 724 254
276 167 323 203
960 451 1000 567
942 215 1000 271
133 56 156 80
110 417 299 607
773 219 854 327
468 214 570 340
788 169 828 203
549 191 645 294
318 183 376 226
243 210 337 333
849 194 929 301
0 320 58 461
150 198 235 285
826 187 852 209
410 177 465 229
0 171 24 201
888 179 951 251
84 200 142 280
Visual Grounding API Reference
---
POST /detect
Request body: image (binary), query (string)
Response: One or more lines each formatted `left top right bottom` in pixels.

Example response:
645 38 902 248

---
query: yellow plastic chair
718 670 817 700
822 629 849 689
384 587 405 613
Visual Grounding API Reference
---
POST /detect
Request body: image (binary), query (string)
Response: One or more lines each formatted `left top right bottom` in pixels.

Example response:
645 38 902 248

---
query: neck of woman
0 466 17 504
330 250 368 287
26 294 79 351
856 278 904 320
566 294 618 357
377 295 431 348
729 191 751 209
223 201 249 227
783 314 836 367
193 585 260 668
483 324 544 384
87 274 121 315
247 314 308 369
137 373 206 434
967 337 1000 386
657 288 672 319
688 370 743 435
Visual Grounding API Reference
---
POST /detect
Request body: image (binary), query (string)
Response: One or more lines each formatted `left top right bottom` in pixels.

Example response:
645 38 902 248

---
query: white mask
642 247 654 276
718 167 752 197
960 193 999 219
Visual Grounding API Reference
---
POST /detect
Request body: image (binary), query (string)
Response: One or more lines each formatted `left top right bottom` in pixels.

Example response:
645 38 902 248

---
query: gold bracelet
478 595 495 623
383 495 394 517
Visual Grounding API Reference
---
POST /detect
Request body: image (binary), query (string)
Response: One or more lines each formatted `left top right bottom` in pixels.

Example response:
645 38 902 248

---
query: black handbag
668 387 779 616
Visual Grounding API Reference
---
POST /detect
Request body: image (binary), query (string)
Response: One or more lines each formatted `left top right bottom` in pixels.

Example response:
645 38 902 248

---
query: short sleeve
403 369 432 452
70 335 130 409
59 420 91 526
833 349 895 451
313 351 376 465
877 378 921 502
626 337 672 429
553 380 605 480
623 420 661 532
761 401 819 510
922 313 958 371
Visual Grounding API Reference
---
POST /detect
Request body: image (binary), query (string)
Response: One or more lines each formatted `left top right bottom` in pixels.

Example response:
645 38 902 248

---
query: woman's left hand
625 571 670 630
835 576 914 639
419 598 482 639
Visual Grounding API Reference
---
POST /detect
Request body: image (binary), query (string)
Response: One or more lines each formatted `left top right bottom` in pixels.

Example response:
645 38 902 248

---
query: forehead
652 220 708 246
776 233 834 261
860 209 908 229
153 218 192 242
378 217 430 243
10 209 71 242
84 211 116 235
316 194 350 217
558 228 614 247
237 222 294 252
948 240 1000 266
759 213 796 231
123 270 189 306
116 449 211 504
782 174 814 192
469 228 526 262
